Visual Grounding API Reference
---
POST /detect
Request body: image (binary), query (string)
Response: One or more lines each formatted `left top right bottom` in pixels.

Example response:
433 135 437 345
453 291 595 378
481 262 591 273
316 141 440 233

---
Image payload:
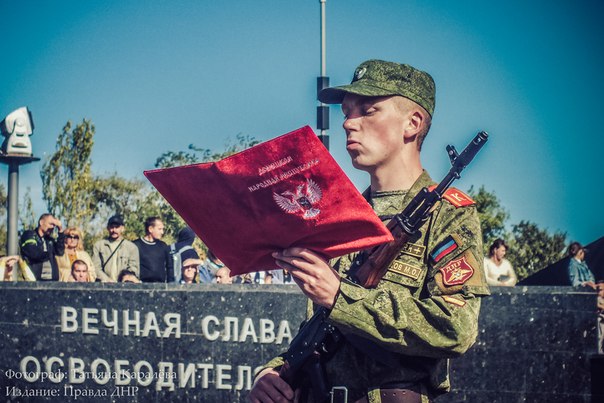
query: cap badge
273 178 322 219
354 67 367 80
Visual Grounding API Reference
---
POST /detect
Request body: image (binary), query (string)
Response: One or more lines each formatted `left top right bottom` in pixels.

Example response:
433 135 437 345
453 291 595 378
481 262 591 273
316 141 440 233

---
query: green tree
468 185 510 254
41 119 96 231
467 186 567 280
151 133 259 245
39 123 259 248
19 188 37 231
155 133 259 168
79 174 151 248
506 221 567 280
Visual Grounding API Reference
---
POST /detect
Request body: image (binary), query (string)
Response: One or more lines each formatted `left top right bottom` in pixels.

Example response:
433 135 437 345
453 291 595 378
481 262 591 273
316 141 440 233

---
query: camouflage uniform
262 171 490 402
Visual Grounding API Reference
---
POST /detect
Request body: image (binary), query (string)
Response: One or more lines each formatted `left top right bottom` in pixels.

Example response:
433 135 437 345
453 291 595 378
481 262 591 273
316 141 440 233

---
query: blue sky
1 0 603 245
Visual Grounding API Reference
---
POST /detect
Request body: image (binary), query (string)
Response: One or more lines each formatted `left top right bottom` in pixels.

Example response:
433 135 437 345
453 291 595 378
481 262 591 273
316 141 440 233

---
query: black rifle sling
101 239 125 272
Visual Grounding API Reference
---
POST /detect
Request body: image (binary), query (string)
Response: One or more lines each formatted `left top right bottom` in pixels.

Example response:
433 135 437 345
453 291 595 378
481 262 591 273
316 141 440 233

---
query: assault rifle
279 132 489 403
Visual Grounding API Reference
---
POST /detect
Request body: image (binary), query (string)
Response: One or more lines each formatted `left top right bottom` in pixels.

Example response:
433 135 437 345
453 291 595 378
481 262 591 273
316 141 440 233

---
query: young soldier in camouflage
249 60 490 403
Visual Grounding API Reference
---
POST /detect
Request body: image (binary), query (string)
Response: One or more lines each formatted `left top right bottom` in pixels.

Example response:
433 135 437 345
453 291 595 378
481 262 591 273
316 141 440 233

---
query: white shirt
483 257 517 286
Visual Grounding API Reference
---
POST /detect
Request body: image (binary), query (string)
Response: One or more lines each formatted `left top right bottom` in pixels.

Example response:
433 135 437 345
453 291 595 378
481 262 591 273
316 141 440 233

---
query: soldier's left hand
273 247 340 308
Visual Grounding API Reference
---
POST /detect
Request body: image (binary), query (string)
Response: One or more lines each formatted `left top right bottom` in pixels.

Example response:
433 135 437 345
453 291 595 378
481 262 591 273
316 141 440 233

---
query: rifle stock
278 131 489 399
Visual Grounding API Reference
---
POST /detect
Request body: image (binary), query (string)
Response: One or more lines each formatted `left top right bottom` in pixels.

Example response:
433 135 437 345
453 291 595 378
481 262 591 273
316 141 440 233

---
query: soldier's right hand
248 368 295 403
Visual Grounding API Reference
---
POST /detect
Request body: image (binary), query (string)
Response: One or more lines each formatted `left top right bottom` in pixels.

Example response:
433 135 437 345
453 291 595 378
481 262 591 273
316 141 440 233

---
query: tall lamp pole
316 0 329 150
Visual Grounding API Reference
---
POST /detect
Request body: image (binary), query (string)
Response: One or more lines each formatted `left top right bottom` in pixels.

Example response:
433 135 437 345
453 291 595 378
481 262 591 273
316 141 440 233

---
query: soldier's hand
248 368 295 403
273 247 341 308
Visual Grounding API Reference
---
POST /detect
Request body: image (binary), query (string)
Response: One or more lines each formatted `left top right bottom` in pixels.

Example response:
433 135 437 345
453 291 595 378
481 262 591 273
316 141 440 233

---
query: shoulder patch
443 188 474 208
428 186 475 208
440 255 474 286
442 295 466 307
400 242 426 259
433 249 486 295
430 235 460 263
389 259 422 280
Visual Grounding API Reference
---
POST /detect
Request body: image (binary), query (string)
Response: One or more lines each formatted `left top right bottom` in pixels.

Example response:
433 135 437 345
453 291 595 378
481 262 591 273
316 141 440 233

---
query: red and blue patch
430 236 459 263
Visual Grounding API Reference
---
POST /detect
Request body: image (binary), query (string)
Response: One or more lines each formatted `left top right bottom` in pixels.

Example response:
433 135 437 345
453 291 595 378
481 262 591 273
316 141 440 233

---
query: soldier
249 60 490 402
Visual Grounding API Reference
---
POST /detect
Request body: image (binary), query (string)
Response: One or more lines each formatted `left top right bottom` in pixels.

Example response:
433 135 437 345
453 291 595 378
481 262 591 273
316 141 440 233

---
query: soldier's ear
403 110 424 140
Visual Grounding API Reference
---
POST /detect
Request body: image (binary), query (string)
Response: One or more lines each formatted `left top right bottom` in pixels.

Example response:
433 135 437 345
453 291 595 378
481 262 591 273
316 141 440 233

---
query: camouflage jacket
262 171 490 400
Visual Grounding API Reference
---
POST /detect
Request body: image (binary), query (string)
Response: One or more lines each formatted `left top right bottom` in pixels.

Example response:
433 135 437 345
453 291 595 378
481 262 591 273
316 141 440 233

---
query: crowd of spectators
1 213 599 291
1 213 291 285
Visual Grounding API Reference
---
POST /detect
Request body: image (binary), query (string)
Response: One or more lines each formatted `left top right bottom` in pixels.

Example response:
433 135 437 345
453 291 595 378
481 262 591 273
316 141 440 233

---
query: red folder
144 126 393 276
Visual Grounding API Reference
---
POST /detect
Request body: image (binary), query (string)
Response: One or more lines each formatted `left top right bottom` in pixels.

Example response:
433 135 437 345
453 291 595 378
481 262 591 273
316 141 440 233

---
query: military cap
319 59 436 116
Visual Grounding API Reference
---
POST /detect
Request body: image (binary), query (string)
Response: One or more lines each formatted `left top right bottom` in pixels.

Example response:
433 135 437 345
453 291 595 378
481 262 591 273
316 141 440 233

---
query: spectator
215 266 233 284
169 226 199 283
56 227 96 282
134 217 174 283
177 257 209 283
19 213 65 281
567 241 595 288
0 255 35 282
93 215 140 282
118 269 141 283
199 250 224 283
67 259 94 283
180 261 199 284
483 239 517 286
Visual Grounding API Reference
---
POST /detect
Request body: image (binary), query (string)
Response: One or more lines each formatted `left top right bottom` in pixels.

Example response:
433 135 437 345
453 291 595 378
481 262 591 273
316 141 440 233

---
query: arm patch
428 186 475 208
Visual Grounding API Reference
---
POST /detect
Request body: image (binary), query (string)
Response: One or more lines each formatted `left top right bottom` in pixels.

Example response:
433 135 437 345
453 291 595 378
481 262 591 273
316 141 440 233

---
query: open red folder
144 126 393 276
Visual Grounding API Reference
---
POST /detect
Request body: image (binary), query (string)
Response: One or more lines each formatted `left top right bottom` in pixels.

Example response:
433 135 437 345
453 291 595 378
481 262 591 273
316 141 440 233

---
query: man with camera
19 213 65 281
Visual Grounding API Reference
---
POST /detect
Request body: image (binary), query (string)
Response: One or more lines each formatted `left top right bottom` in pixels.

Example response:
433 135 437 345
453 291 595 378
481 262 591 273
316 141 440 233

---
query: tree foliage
506 221 567 280
155 133 259 168
469 186 567 280
38 121 259 250
39 120 160 247
468 185 509 252
41 119 96 231
19 188 37 231
151 133 259 246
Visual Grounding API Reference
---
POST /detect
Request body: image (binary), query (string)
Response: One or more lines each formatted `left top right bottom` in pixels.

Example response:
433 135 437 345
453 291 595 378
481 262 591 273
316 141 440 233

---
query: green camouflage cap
319 59 436 116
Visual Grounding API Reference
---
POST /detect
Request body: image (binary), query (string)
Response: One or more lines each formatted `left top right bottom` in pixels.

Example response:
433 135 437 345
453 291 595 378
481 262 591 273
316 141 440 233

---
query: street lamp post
317 0 329 150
